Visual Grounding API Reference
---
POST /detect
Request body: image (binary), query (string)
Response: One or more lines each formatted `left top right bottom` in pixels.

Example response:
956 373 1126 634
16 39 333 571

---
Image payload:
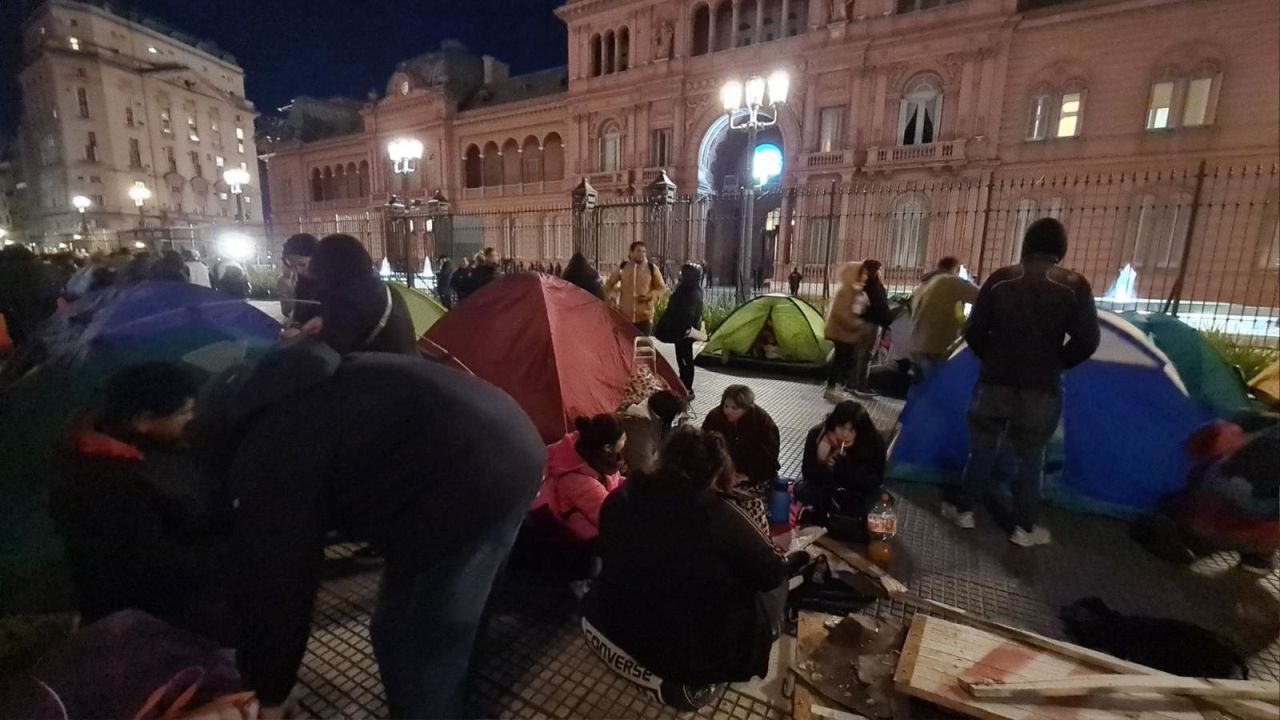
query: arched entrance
696 114 786 291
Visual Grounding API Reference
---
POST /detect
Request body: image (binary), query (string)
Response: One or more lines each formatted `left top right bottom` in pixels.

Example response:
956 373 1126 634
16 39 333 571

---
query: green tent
697 294 831 372
1119 311 1252 417
388 282 447 337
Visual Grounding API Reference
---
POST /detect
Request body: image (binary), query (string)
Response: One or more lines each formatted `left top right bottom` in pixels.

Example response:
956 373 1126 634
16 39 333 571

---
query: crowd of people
2 215 1274 718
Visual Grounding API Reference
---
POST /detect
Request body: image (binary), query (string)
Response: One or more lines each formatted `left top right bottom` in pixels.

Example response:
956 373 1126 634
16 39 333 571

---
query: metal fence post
1163 159 1208 317
571 178 598 264
822 180 838 301
973 171 995 280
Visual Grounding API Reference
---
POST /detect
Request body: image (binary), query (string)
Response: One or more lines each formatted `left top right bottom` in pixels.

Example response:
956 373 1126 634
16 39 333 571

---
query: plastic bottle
866 492 897 569
768 477 792 527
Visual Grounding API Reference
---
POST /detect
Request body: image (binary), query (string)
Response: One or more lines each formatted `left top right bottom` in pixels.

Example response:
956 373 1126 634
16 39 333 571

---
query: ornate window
898 77 941 146
1027 81 1085 141
1146 63 1221 131
599 123 623 172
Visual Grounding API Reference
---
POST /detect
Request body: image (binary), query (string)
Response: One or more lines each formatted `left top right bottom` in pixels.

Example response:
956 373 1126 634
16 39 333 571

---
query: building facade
263 0 1278 317
16 0 263 249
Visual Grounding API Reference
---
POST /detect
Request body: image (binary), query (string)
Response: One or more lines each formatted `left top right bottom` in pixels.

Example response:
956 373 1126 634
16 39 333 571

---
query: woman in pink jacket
530 414 627 545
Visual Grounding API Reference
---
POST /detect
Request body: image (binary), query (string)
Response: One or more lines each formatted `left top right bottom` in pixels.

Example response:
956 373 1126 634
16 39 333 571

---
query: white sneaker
823 387 849 403
1010 525 1052 547
940 503 975 529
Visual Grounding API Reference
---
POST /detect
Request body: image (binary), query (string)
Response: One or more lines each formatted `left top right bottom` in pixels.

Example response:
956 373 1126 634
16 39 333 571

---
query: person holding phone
795 400 887 530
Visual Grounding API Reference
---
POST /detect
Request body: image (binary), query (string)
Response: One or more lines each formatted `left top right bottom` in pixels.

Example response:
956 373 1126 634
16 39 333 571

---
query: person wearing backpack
606 242 667 335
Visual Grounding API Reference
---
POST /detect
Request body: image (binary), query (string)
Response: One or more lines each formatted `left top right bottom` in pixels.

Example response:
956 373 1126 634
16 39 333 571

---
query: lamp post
387 138 424 197
222 167 251 223
71 194 92 240
721 70 789 303
128 182 152 229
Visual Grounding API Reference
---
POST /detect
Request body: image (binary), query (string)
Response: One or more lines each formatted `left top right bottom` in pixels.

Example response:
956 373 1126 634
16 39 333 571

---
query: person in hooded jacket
529 414 627 547
195 341 545 719
563 252 605 300
654 264 704 394
296 234 417 356
823 261 872 402
584 426 809 710
701 385 780 496
849 260 893 395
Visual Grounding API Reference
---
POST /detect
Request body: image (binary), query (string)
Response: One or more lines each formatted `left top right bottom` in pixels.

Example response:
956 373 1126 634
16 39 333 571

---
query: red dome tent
426 273 687 443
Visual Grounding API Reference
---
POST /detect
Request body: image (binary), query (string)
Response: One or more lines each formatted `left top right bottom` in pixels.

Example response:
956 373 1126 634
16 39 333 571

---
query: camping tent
388 282 446 338
697 294 831 372
426 273 686 443
889 311 1210 515
1119 312 1252 418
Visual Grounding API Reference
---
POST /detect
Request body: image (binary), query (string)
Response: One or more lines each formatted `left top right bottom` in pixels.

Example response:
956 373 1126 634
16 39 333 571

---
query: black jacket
800 423 886 514
701 406 781 491
50 430 224 627
199 343 546 705
586 477 786 684
316 273 417 356
862 274 894 329
289 275 321 326
653 283 703 344
455 264 499 301
964 255 1100 391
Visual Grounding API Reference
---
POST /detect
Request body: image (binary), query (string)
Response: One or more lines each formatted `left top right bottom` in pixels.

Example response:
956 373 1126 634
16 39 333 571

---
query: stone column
754 0 765 44
708 6 717 51
781 0 791 37
730 0 739 49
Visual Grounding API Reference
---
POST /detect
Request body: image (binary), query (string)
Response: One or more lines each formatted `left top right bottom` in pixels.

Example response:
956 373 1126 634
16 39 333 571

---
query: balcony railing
460 180 568 201
587 170 629 187
865 139 966 170
802 150 855 169
640 167 672 184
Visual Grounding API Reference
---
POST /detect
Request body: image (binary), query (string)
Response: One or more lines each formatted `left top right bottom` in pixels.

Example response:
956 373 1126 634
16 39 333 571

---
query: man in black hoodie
198 342 545 718
942 218 1099 547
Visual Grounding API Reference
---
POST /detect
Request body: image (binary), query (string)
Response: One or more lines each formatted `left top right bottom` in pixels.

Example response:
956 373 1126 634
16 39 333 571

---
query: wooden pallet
893 615 1216 720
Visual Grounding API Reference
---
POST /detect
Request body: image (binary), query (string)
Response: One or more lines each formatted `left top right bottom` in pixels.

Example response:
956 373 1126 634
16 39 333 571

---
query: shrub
1202 330 1278 381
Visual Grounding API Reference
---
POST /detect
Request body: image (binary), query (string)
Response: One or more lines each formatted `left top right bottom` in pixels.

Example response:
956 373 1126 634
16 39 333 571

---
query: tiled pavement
295 365 1279 719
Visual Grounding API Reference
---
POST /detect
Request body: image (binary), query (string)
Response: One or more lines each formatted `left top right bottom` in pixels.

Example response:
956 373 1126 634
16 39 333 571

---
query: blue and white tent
889 311 1210 514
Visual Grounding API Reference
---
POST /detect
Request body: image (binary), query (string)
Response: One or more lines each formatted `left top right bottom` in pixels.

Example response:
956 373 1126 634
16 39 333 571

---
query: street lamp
387 138 424 196
128 182 152 229
721 69 789 302
71 194 92 239
223 167 251 223
217 230 254 262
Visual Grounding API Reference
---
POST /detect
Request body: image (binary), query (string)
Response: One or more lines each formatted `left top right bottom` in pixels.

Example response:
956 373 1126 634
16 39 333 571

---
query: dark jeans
674 338 695 390
370 509 526 718
849 330 878 392
827 341 855 388
955 383 1062 531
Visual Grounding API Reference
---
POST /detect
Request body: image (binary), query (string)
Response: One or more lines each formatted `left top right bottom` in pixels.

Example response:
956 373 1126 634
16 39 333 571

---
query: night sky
0 0 568 139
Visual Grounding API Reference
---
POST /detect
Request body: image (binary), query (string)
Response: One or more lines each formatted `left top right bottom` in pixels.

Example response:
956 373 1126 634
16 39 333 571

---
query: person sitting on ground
50 363 230 642
584 427 809 710
909 255 978 384
621 389 687 475
563 252 605 300
529 414 627 548
280 233 320 325
1132 416 1279 576
701 384 780 496
295 233 417 356
795 400 887 532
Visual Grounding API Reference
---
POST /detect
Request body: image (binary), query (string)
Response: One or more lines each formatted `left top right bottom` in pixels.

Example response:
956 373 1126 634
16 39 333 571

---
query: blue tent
889 311 1209 515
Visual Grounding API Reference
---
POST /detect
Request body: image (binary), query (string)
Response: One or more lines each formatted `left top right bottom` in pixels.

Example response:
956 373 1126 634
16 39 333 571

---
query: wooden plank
815 537 1277 720
895 615 1214 720
963 676 1280 702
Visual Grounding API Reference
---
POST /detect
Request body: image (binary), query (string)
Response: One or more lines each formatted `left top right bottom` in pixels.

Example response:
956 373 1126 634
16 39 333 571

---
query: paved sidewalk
294 366 1279 719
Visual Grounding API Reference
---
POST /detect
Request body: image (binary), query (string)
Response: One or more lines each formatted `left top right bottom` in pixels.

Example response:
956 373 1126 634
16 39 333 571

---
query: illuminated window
1056 92 1082 138
160 109 172 134
69 37 80 51
148 46 158 54
1146 81 1175 130
188 116 199 142
215 155 225 168
1183 77 1213 127
1026 92 1050 141
819 107 845 152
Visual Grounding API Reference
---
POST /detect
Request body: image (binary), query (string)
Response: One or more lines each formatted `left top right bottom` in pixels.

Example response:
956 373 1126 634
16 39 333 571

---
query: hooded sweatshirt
531 432 624 542
824 261 870 345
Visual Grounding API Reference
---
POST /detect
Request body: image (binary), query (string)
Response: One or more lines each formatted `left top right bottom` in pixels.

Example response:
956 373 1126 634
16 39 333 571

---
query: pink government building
260 0 1279 323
